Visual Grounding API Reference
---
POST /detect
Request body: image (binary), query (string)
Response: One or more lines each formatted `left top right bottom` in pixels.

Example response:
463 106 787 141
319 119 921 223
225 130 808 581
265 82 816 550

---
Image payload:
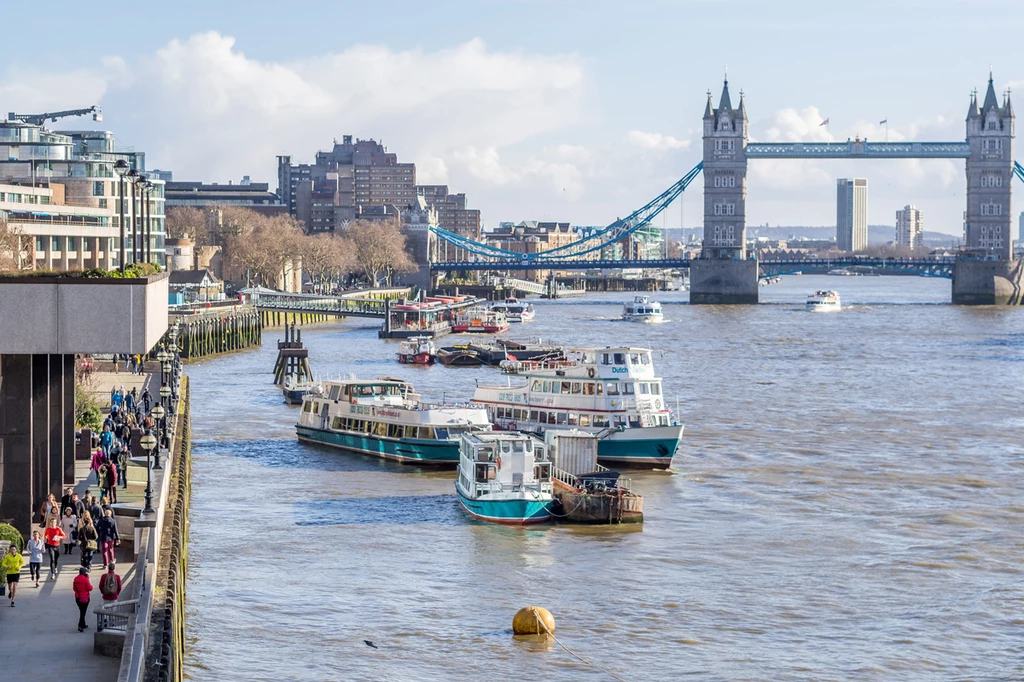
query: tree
302 233 354 293
165 206 210 247
219 209 305 289
0 215 28 271
345 219 416 287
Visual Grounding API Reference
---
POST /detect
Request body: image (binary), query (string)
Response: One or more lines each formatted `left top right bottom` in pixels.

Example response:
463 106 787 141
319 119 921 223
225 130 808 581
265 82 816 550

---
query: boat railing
500 358 579 374
552 464 631 491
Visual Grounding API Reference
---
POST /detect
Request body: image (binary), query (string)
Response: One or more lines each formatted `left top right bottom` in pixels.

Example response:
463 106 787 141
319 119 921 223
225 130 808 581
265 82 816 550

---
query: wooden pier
273 323 313 385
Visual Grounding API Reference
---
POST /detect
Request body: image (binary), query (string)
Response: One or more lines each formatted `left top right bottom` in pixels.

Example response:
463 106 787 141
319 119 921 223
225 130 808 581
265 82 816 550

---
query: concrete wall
689 258 759 304
0 273 169 354
952 259 1024 305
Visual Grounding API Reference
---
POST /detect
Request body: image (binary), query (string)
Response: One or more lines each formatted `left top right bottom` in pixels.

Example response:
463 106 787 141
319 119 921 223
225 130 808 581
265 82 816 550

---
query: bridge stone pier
691 71 1023 305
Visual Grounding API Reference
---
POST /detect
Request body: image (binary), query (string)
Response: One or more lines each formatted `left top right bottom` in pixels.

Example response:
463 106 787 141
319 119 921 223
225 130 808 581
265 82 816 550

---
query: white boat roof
567 346 653 354
463 431 543 446
320 377 413 388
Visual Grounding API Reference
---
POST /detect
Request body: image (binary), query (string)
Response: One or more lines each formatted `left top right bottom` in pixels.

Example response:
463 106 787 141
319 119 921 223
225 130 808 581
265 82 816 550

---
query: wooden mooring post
273 323 313 385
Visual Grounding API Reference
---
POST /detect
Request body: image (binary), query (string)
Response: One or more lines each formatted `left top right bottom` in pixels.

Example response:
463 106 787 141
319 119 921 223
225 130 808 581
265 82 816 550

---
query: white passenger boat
489 297 536 323
621 296 664 323
396 336 436 365
455 431 553 525
296 378 491 464
806 290 841 312
472 347 683 469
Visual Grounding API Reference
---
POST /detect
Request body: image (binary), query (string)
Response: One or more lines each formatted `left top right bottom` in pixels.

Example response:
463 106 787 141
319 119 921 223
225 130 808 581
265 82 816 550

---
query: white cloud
625 130 691 150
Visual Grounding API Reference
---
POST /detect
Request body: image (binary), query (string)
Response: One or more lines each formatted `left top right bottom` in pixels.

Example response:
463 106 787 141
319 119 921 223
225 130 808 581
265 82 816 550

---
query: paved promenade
0 366 160 681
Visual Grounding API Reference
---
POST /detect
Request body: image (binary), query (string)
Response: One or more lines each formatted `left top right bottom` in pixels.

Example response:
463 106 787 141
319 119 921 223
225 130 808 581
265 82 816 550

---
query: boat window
332 417 343 430
623 383 635 395
594 415 609 427
542 381 551 392
606 383 620 396
475 463 489 482
539 412 548 424
532 380 542 391
303 401 312 413
386 424 399 438
641 353 651 366
359 386 373 397
630 353 640 365
435 428 449 440
579 414 591 427
404 425 416 438
529 410 538 421
556 412 568 425
373 421 387 437
420 427 434 439
613 416 626 427
313 402 320 414
513 409 523 420
614 353 625 365
651 382 661 395
639 383 650 395
629 415 641 428
328 386 342 400
571 382 581 394
582 352 595 363
602 353 610 365
568 413 578 426
596 383 604 396
561 381 571 394
583 383 595 396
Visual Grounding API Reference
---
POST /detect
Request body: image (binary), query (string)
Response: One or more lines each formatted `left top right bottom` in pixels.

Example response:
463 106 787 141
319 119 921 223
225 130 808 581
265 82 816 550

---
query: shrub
0 523 24 551
75 385 103 432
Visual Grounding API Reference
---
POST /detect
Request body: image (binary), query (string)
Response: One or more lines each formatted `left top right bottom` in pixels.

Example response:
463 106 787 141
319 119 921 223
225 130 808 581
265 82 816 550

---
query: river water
183 276 1024 681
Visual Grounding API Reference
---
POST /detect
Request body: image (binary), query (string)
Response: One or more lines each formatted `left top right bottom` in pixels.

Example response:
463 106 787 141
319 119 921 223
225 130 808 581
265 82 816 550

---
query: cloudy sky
4 0 1022 236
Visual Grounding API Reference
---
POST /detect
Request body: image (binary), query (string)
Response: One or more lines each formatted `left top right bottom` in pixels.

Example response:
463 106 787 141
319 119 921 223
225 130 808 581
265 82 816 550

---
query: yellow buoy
512 606 556 635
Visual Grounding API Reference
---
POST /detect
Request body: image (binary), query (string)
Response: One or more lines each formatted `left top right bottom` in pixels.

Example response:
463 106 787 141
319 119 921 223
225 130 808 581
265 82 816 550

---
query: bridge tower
964 71 1015 259
954 71 1024 304
690 77 759 304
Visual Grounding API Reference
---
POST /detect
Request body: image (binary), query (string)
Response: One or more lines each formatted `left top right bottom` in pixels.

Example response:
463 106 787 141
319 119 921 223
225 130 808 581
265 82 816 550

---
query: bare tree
218 209 307 289
0 215 28 271
165 206 210 246
303 233 354 293
345 219 415 287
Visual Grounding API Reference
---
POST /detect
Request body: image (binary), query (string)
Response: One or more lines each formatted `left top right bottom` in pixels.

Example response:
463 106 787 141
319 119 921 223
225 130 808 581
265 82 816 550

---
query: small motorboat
282 374 322 405
455 431 554 525
621 296 664 323
435 345 484 367
397 336 436 365
806 290 841 312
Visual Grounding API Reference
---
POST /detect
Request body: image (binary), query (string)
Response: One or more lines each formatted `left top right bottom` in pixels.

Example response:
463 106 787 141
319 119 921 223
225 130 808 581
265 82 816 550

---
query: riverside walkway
0 366 158 681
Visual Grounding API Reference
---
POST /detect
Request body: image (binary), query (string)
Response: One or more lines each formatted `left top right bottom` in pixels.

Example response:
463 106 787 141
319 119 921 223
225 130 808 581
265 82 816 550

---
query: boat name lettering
375 409 400 418
350 405 372 415
498 392 526 404
611 367 629 375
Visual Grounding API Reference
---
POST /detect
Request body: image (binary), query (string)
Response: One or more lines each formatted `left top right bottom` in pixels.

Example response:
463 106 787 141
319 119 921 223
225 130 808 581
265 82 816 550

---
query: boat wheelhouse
455 431 553 525
396 336 436 364
296 378 491 464
452 306 510 334
282 374 322 406
621 296 664 323
489 297 536 323
472 347 683 469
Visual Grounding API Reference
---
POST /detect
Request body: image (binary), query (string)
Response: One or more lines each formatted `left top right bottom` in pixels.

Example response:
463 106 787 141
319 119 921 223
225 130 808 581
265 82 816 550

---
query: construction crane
6 106 102 126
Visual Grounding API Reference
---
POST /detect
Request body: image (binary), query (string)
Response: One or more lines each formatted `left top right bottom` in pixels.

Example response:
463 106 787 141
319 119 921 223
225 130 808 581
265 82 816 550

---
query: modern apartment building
0 117 165 269
836 178 868 252
895 204 924 249
165 180 285 216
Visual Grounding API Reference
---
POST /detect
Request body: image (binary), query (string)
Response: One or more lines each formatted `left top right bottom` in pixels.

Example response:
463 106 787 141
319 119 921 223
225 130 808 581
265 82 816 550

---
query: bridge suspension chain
430 161 703 263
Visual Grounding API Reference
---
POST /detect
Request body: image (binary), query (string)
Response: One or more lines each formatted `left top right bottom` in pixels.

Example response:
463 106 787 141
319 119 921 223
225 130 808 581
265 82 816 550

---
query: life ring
655 399 661 409
496 455 502 469
587 367 595 378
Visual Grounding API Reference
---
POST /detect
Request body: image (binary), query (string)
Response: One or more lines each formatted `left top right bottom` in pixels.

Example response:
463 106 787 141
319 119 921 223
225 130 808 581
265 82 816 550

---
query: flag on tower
819 119 829 126
879 119 888 125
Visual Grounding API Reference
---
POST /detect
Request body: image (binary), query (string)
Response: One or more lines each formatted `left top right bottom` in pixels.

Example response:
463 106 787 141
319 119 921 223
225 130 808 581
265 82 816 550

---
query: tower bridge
429 71 1022 305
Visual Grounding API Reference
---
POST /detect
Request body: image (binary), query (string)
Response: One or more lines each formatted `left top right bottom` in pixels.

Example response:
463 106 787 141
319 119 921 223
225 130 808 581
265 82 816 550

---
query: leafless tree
346 219 416 286
302 233 354 293
0 215 29 271
165 206 211 247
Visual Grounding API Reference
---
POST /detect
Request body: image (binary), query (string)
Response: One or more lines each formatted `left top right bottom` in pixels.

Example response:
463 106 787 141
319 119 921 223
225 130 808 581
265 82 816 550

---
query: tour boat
282 375 321 406
621 296 664 323
455 431 554 525
472 347 683 469
296 378 491 464
396 336 436 365
806 290 841 312
452 306 510 334
489 297 536 323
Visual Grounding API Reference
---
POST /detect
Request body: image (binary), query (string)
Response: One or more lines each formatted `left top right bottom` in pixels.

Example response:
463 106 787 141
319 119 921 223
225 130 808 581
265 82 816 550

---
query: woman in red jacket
72 567 93 632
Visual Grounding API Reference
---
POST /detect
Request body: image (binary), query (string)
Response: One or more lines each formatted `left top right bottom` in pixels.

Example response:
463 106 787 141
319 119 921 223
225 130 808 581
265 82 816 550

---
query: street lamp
136 174 148 264
160 383 171 410
126 169 139 265
139 431 157 514
139 177 151 264
150 404 166 469
156 348 169 383
114 160 129 272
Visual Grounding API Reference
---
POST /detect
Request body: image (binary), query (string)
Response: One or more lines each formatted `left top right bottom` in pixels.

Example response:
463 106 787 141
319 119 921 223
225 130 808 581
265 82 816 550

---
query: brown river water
183 275 1024 681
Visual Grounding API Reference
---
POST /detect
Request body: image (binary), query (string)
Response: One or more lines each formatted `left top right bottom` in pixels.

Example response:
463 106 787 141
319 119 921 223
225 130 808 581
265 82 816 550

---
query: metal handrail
95 598 138 632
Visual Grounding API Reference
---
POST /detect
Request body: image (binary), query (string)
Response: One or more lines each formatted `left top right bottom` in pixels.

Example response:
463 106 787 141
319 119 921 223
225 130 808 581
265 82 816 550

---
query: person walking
91 446 107 485
141 387 152 415
99 424 114 458
96 509 120 567
88 495 103 524
117 446 130 490
42 496 62 531
73 567 93 632
61 507 78 555
78 512 98 568
2 543 23 606
99 563 121 605
60 487 74 516
103 463 118 504
39 493 58 528
43 517 65 579
26 531 44 588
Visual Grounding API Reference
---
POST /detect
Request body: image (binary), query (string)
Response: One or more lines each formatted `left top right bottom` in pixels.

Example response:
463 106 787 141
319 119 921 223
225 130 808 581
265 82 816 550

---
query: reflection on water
185 276 1024 681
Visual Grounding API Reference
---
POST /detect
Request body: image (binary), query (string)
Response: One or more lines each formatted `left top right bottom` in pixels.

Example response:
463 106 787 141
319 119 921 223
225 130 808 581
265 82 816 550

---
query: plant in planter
0 523 25 551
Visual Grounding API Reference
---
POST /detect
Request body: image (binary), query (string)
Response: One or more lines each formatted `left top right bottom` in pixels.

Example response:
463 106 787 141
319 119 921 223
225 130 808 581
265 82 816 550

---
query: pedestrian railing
96 598 138 632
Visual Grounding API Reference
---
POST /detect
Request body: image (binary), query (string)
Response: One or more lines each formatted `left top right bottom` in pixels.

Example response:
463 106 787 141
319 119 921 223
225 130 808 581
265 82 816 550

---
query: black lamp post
114 160 129 272
140 431 157 514
126 169 139 264
151 404 165 469
160 383 171 411
141 179 152 264
157 348 169 385
136 174 148 264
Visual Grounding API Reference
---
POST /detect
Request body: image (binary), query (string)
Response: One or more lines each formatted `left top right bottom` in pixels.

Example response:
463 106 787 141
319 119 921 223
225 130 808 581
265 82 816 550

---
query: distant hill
665 226 958 248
